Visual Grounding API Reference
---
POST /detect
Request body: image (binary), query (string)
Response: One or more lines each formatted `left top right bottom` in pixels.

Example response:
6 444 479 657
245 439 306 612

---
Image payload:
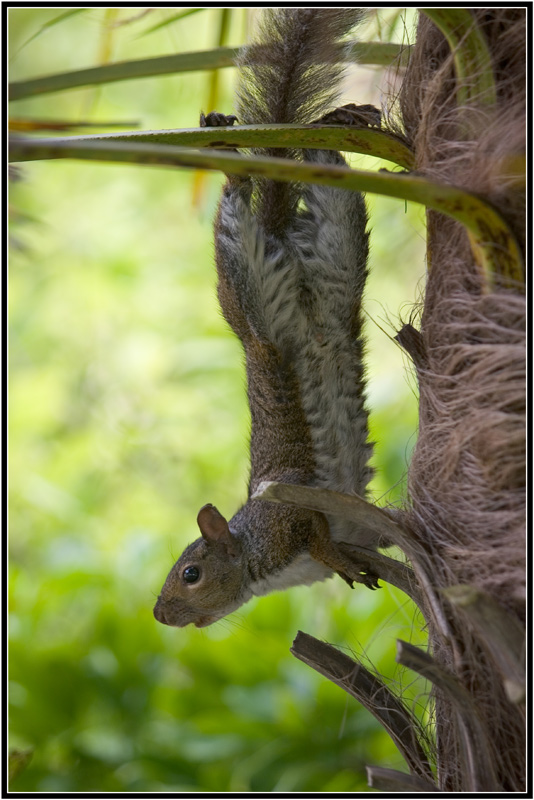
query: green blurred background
9 8 429 793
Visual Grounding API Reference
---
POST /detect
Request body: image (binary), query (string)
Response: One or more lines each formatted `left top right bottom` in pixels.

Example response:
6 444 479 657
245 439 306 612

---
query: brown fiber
392 9 526 792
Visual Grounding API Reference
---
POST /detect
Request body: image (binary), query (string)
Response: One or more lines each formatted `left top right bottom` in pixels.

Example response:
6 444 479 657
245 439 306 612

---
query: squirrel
154 8 380 629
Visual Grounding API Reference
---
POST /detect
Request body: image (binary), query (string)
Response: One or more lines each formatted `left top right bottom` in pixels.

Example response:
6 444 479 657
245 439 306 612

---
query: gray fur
219 147 374 545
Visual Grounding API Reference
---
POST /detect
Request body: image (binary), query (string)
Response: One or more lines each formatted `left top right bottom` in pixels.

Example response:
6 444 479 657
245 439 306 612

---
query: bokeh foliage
9 8 427 792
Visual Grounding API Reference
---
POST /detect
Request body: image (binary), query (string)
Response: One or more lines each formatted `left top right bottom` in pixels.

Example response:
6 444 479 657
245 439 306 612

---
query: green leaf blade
9 42 411 102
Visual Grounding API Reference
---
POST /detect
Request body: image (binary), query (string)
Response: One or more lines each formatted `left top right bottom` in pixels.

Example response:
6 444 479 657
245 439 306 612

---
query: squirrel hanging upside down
154 9 382 629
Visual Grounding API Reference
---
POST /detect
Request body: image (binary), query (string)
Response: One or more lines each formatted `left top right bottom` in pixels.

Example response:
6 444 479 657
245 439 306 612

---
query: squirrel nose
153 600 169 625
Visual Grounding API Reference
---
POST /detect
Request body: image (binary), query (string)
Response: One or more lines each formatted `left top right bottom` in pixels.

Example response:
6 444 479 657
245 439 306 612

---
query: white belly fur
250 552 333 596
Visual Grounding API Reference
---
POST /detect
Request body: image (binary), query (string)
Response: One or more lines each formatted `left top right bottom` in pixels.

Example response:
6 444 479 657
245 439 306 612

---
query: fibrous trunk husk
395 9 526 792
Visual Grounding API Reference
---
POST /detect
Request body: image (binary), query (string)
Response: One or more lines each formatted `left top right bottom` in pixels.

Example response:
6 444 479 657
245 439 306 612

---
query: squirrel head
153 504 251 628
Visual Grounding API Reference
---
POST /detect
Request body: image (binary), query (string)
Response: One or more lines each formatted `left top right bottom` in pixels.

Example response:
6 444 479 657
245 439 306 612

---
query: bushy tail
237 9 364 126
235 9 364 235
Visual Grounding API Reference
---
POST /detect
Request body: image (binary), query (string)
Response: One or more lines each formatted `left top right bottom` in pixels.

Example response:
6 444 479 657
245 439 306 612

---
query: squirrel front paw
308 519 381 591
200 111 238 128
336 566 381 591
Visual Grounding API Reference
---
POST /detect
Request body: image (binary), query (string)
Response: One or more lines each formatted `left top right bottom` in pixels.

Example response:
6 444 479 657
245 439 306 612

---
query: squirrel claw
337 571 355 588
336 569 380 591
360 571 381 590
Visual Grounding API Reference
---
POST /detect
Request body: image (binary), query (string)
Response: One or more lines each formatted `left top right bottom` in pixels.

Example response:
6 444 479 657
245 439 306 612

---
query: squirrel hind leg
301 144 348 175
289 176 369 312
216 178 307 351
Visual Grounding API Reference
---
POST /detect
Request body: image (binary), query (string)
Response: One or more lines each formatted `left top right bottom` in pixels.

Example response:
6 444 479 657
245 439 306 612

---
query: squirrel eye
183 566 200 584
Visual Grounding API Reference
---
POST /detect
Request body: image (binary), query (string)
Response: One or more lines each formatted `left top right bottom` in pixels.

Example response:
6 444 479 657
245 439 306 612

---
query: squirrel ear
197 504 241 557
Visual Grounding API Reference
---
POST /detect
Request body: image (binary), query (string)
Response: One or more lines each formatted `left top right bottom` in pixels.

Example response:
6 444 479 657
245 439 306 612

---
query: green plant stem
12 125 413 169
9 137 523 288
419 8 497 107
